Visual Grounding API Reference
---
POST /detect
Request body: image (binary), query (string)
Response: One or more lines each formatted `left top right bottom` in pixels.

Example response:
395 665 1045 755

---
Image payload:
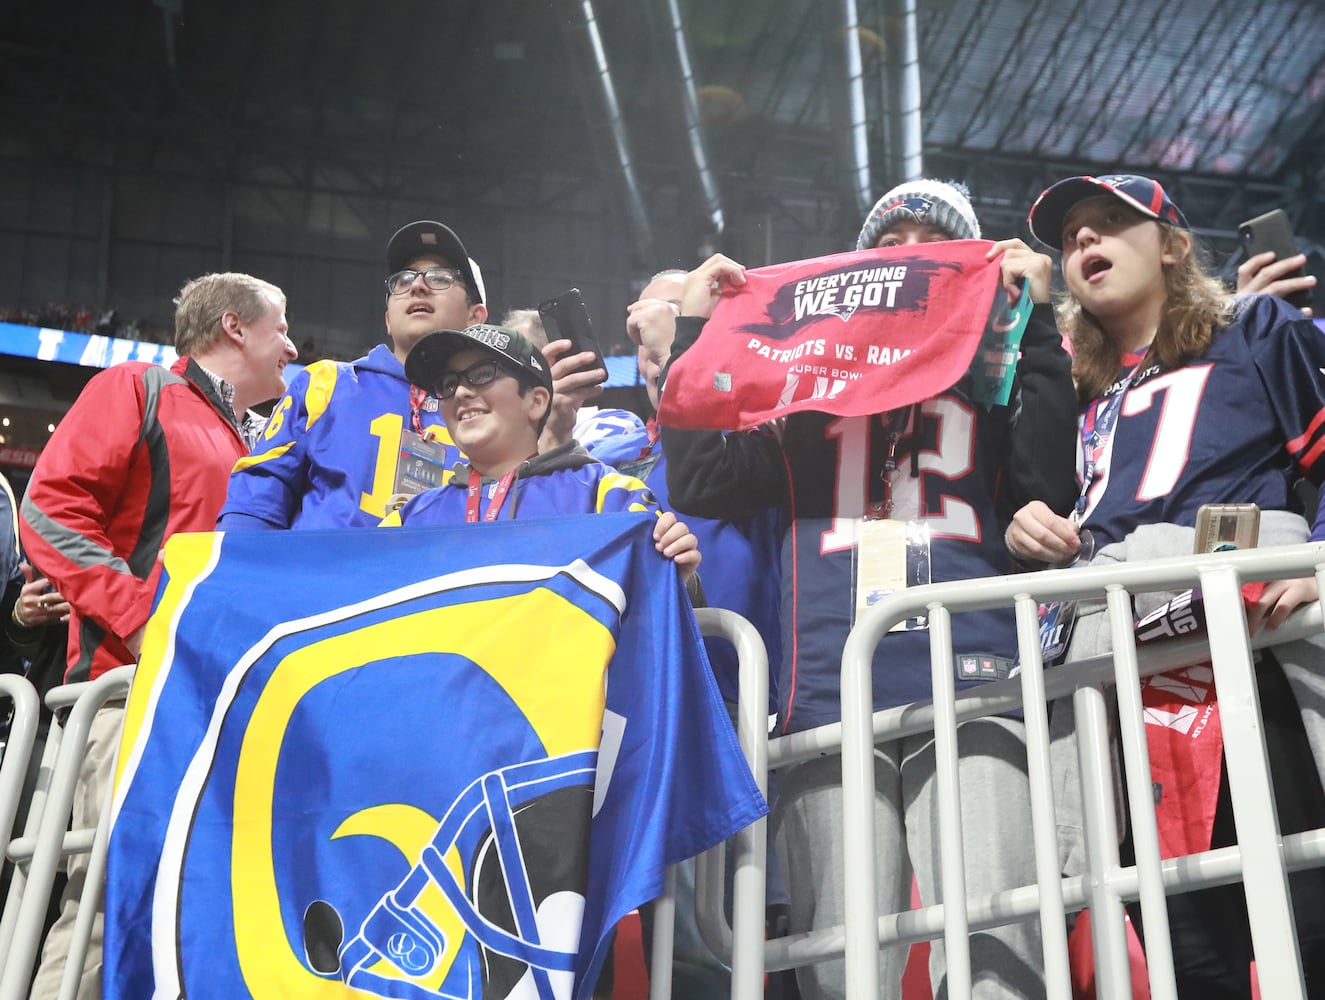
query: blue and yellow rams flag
103 513 766 1000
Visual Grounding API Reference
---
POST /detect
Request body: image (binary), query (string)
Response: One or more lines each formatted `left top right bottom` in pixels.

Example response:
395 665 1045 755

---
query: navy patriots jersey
1080 296 1325 547
661 308 1078 734
772 385 1022 731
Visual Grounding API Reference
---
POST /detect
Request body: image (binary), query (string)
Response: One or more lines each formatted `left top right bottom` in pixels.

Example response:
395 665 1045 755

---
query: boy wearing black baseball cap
219 219 487 531
404 322 553 472
385 325 701 583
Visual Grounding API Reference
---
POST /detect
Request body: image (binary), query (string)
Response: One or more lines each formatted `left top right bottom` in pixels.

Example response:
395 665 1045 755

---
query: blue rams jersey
590 425 783 708
775 381 1020 732
1080 296 1325 547
582 423 658 477
386 460 658 525
220 344 460 529
574 407 646 450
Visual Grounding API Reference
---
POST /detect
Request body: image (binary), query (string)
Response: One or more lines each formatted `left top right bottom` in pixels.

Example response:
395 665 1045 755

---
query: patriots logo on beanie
891 196 935 222
856 179 981 250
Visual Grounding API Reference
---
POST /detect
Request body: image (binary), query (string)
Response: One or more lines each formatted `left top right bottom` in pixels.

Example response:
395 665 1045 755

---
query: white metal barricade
679 544 1325 1000
0 672 42 965
831 542 1325 1000
7 547 1321 1000
650 608 770 1000
0 675 41 875
0 680 65 978
0 666 134 1000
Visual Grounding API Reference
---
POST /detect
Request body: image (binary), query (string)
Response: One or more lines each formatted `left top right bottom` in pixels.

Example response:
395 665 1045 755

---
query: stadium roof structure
2 0 1322 280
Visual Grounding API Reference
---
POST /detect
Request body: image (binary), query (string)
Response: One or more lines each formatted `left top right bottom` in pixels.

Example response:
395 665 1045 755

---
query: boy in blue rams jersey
653 180 1080 998
382 324 701 583
218 221 487 530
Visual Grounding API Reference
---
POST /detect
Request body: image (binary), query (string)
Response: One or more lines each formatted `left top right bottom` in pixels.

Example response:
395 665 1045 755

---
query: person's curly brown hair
1061 224 1233 401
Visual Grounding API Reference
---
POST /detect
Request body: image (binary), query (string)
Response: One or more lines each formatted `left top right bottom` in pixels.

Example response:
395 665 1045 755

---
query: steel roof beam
664 0 725 234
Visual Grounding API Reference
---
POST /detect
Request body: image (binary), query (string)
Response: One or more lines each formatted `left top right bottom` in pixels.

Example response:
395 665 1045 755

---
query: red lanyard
408 385 428 434
465 467 519 522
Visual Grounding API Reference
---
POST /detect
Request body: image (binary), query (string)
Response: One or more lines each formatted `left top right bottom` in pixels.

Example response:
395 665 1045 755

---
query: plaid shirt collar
194 363 264 449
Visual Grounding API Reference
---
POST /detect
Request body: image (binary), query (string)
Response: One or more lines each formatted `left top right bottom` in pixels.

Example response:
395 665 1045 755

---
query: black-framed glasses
437 359 512 399
386 267 464 296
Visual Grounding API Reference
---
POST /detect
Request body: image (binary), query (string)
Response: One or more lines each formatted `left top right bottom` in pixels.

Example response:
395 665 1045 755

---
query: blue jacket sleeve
216 511 283 532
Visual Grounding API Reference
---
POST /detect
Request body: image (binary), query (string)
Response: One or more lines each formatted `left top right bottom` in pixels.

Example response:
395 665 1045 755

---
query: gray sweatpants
772 716 1044 999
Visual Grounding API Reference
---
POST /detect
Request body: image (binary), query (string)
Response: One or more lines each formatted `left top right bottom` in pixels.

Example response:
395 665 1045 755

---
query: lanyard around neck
1074 351 1150 522
407 385 429 434
465 467 520 523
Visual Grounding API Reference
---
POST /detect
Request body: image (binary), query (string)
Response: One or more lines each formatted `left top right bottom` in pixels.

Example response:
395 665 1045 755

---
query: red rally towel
1136 582 1266 858
658 240 1003 431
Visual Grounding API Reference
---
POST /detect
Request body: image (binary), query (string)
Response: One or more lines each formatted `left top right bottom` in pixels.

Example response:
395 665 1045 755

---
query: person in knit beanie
651 186 1079 996
856 178 982 250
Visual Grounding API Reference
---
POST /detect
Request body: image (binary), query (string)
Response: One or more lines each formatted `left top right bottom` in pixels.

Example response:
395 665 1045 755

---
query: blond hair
173 272 285 356
1062 226 1233 401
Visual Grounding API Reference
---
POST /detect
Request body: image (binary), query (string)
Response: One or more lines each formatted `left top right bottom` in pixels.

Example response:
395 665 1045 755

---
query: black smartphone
1238 209 1312 310
537 288 607 378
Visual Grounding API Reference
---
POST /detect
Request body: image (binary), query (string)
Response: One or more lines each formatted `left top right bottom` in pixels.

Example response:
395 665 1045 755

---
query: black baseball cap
385 221 486 303
405 325 552 396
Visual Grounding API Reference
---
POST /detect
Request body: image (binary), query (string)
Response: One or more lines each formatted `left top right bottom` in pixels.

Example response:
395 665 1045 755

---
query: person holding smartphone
1008 173 1325 998
499 306 645 453
1234 208 1316 318
1237 250 1316 317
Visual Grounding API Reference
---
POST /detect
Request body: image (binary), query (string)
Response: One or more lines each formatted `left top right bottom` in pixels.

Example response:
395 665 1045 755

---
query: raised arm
654 255 790 520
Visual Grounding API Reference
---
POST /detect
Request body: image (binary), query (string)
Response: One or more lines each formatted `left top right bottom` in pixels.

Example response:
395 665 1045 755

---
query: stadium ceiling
2 0 1323 260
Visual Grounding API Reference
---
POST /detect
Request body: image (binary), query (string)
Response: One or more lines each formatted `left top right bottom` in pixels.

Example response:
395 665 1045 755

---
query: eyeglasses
437 359 512 399
385 267 464 296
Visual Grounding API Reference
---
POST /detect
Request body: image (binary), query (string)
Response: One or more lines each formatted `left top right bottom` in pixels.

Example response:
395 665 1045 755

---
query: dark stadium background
2 0 1323 489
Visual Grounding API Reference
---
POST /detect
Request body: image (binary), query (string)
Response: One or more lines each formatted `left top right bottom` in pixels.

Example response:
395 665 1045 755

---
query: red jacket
19 358 247 681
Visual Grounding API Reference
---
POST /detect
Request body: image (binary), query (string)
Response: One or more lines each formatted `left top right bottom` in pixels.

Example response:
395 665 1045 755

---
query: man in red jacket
19 270 295 1000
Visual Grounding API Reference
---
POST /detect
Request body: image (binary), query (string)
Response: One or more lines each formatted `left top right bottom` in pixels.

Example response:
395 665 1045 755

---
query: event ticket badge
617 451 662 484
968 278 1034 407
854 519 932 631
388 429 450 511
